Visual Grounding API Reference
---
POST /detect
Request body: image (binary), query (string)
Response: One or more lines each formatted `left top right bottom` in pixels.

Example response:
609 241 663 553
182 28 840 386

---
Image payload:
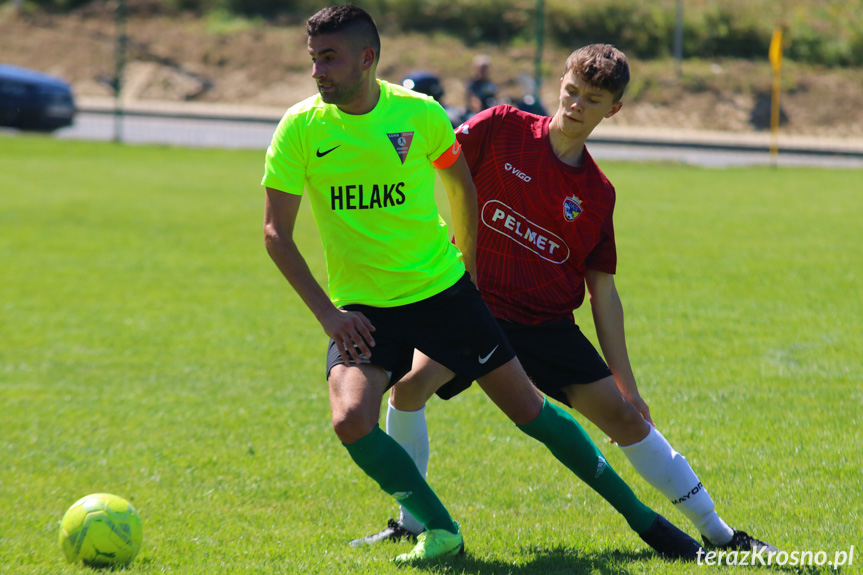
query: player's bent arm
264 187 375 363
264 187 335 320
436 154 478 281
585 268 653 424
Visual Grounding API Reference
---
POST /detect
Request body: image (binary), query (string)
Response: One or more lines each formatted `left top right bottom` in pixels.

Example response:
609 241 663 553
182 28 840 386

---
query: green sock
518 398 657 534
344 425 456 533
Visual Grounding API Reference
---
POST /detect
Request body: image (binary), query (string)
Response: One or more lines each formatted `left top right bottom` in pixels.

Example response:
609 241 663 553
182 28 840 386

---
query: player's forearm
451 200 478 279
589 279 640 397
265 233 337 323
446 187 478 279
592 296 627 367
439 156 479 279
596 317 639 396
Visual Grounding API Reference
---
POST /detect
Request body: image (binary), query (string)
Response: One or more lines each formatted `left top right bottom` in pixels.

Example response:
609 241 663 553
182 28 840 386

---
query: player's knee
608 404 651 445
331 410 375 444
391 374 436 411
617 402 647 428
575 391 650 445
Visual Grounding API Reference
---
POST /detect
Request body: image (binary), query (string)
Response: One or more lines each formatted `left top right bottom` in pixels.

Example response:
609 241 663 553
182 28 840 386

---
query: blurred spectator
402 71 445 102
403 70 463 126
465 55 498 116
514 72 548 116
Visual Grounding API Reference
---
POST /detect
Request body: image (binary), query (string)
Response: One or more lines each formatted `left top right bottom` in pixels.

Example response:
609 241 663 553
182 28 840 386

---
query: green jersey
263 80 465 308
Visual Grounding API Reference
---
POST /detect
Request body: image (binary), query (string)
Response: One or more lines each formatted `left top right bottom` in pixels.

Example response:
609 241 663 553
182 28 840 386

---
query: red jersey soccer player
352 44 777 554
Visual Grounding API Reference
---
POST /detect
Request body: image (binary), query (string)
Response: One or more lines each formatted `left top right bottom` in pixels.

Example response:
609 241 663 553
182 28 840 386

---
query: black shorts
325 273 516 387
435 319 612 406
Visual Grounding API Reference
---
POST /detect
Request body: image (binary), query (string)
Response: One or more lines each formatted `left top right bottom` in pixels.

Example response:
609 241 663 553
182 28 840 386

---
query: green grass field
1 135 860 575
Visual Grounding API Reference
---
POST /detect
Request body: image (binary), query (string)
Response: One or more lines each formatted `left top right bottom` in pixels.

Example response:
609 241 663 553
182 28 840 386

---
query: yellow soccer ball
59 493 143 567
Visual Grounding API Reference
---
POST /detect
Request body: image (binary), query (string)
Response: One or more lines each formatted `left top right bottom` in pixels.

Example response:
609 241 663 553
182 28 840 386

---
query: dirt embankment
2 7 862 139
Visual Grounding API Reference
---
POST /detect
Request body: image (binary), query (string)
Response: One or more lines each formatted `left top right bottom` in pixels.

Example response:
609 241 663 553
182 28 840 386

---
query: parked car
0 64 76 131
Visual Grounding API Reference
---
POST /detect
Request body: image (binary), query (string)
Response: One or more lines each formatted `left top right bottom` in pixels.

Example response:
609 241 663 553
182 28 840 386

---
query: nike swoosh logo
478 345 499 364
316 145 340 157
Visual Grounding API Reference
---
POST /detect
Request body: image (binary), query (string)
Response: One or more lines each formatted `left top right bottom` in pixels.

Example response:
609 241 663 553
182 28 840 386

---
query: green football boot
393 522 464 564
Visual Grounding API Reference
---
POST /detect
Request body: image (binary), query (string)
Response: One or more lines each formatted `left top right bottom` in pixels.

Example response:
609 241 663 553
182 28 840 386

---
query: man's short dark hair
307 5 381 63
564 44 630 103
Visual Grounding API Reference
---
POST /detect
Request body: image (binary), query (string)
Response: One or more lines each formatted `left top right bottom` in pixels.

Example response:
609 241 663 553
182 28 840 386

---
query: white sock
385 401 429 535
619 426 734 545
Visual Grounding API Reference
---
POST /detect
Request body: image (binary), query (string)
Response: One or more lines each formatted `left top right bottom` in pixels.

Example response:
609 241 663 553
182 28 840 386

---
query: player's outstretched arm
585 268 653 425
436 154 478 281
264 187 375 364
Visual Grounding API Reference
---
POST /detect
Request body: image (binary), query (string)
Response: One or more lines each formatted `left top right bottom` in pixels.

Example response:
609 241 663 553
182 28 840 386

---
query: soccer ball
58 493 143 567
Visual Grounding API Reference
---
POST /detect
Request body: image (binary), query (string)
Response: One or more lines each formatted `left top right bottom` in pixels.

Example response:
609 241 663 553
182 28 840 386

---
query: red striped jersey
456 105 617 324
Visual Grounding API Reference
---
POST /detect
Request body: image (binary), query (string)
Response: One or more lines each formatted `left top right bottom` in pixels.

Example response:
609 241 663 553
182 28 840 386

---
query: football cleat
393 522 464 564
639 514 705 561
703 530 779 554
349 518 420 547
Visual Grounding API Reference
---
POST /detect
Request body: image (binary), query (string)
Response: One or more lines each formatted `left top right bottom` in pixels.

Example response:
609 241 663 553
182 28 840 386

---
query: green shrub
380 0 536 45
18 0 863 66
850 29 863 66
547 1 674 58
786 21 858 67
696 6 770 59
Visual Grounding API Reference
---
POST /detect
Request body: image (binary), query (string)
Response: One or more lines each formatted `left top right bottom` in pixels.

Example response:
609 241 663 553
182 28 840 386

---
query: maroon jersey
456 105 617 325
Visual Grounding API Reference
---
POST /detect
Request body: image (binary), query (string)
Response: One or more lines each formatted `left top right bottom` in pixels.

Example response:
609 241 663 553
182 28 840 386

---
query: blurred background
1 0 862 151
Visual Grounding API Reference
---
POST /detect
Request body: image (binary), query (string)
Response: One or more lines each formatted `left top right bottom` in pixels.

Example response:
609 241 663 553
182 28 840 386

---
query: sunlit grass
1 135 860 574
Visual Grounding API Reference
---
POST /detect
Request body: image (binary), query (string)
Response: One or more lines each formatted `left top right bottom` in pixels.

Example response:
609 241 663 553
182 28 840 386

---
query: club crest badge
387 132 414 164
563 194 583 221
